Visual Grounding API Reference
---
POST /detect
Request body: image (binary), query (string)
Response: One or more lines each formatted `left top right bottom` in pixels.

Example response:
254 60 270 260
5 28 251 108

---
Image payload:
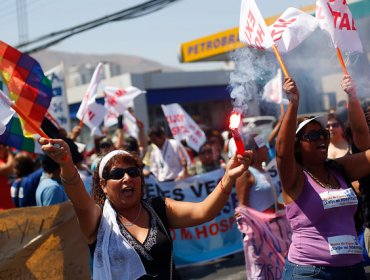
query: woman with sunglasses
276 77 370 279
327 115 351 160
38 137 252 279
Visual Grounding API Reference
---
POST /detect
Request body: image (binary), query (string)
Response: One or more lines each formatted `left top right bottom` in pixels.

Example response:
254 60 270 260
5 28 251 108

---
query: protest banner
161 103 206 152
235 205 291 280
0 202 90 280
45 63 71 132
144 169 243 266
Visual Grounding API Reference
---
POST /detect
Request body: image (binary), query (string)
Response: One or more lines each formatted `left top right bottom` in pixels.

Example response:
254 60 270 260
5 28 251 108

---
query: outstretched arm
341 75 370 151
165 150 253 228
39 138 101 244
275 78 304 203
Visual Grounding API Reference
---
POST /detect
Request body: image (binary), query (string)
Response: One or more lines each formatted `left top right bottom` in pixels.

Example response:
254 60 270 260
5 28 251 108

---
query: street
177 252 370 280
177 252 246 280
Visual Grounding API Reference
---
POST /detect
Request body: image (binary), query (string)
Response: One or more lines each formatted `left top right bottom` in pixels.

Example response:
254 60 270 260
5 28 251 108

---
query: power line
16 0 183 54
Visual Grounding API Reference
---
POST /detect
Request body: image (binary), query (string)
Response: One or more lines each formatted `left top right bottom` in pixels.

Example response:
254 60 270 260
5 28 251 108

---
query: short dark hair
40 154 60 174
149 125 165 138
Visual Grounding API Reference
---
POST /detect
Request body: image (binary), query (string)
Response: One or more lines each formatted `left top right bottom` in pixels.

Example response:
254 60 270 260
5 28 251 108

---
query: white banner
239 0 274 50
262 68 283 104
103 86 143 115
269 7 319 53
45 63 71 132
161 103 206 152
76 63 104 123
83 102 107 136
316 0 363 52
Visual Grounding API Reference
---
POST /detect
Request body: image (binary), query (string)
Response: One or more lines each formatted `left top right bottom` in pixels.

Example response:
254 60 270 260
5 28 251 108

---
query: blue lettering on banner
143 170 244 266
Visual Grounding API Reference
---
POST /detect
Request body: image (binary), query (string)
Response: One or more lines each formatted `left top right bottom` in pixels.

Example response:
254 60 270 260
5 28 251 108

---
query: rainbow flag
0 116 40 153
0 41 52 136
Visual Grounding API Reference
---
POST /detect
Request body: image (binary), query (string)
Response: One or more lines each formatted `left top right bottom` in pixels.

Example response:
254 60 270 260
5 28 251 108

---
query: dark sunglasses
106 167 141 180
300 129 330 142
100 143 112 149
326 122 340 129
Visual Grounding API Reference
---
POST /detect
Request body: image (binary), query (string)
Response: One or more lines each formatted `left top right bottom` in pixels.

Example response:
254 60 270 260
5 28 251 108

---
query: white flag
269 7 319 53
83 102 107 136
103 86 143 115
76 62 104 121
161 103 206 152
262 69 283 104
316 0 363 52
0 90 15 135
239 0 274 50
103 106 118 128
123 110 139 139
45 63 71 132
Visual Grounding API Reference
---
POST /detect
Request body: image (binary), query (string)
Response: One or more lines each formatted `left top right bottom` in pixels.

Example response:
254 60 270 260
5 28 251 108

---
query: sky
1 0 315 71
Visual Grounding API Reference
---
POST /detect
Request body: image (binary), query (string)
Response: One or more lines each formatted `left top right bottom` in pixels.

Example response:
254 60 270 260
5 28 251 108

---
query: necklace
118 203 142 227
304 168 337 190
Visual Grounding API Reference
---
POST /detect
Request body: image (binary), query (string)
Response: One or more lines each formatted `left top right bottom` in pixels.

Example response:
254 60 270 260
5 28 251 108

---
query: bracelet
220 179 231 196
60 168 80 185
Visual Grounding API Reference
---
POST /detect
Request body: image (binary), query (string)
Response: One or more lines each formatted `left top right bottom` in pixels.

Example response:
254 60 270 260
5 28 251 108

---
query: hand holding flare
229 111 245 155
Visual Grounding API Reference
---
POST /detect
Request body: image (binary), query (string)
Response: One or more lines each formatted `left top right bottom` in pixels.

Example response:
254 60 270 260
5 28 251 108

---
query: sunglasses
100 143 112 149
300 129 330 142
326 122 340 129
105 167 141 180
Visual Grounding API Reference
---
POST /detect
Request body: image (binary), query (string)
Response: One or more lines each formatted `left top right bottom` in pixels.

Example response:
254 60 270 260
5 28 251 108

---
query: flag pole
272 45 290 78
0 90 49 138
336 48 349 75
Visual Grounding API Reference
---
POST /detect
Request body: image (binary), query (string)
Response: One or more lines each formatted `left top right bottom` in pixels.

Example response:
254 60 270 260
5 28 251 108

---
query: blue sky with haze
1 0 314 70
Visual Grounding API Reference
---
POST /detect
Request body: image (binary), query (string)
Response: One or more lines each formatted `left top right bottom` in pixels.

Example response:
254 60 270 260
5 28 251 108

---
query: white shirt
150 139 185 182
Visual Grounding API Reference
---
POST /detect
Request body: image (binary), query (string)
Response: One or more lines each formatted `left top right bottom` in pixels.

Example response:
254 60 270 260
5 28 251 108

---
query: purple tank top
285 170 362 266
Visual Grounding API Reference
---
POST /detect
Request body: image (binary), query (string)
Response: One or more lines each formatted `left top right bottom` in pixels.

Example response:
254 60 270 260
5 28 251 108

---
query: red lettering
106 95 117 106
195 226 208 239
87 110 95 121
209 223 219 236
327 3 341 28
339 13 351 30
271 18 297 41
244 11 255 43
114 89 126 97
180 228 193 240
352 18 356 30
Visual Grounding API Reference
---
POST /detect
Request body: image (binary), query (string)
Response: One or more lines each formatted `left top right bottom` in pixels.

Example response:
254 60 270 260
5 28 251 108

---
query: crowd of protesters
0 74 369 279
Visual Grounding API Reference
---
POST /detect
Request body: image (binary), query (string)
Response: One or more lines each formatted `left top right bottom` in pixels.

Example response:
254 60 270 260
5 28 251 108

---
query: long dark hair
92 151 144 208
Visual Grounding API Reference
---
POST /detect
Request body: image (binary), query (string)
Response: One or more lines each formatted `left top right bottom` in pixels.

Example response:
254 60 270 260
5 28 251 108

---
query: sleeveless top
89 197 181 279
286 169 362 266
248 166 278 212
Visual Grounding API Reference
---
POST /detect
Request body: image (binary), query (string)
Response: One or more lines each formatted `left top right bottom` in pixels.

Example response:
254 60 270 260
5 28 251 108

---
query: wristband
60 168 80 185
220 179 231 195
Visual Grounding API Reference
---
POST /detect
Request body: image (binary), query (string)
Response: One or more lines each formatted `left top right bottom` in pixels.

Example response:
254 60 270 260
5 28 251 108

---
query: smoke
228 47 276 116
228 18 370 119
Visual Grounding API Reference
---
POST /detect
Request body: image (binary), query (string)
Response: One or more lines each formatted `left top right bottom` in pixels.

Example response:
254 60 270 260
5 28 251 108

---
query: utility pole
16 0 29 46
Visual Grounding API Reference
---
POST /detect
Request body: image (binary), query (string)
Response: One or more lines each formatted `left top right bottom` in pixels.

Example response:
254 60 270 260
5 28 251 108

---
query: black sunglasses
105 167 141 180
300 129 330 142
326 122 340 129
